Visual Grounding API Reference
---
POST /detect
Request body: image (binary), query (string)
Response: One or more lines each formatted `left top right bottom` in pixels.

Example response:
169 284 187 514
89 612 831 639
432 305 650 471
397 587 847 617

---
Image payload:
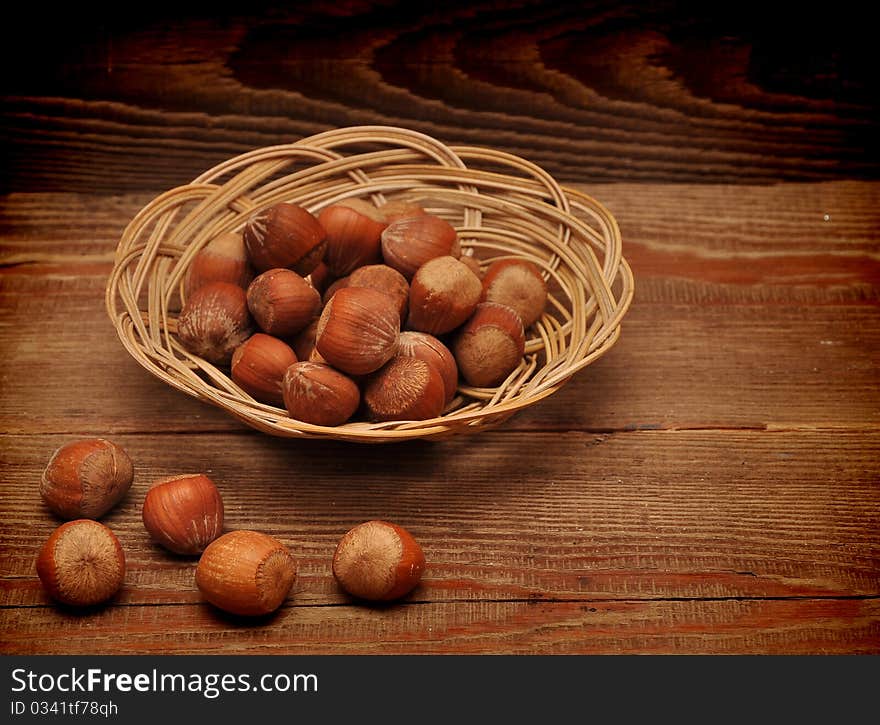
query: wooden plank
1 599 877 655
2 183 878 433
2 431 877 609
2 3 876 193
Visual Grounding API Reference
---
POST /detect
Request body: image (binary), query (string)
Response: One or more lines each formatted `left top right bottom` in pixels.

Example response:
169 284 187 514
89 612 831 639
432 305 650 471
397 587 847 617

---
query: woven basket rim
106 125 634 442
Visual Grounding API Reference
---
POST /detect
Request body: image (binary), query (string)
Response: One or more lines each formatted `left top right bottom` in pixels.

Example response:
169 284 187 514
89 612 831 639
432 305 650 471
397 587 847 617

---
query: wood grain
2 2 876 193
1 430 877 653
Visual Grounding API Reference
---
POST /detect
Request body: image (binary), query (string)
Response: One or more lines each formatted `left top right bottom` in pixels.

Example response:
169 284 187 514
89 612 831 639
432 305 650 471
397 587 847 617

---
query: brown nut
315 286 400 376
36 519 125 607
380 214 460 280
282 361 361 427
290 319 320 361
306 261 334 295
398 331 458 406
452 302 525 387
332 520 425 601
195 530 296 617
321 275 350 305
459 251 482 279
317 200 387 277
243 202 326 275
347 264 410 321
231 333 298 406
407 255 482 335
142 474 224 555
40 439 134 520
363 356 445 422
246 268 321 338
184 231 254 297
177 282 255 365
481 258 548 328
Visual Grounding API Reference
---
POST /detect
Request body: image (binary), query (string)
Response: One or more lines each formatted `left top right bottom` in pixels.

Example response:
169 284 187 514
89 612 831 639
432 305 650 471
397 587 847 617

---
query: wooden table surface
2 2 878 655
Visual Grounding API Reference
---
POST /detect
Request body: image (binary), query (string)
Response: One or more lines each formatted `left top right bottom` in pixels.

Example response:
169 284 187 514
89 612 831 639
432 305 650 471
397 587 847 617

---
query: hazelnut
321 275 350 305
332 520 425 601
243 202 326 275
315 286 400 376
307 261 334 295
481 259 548 328
378 200 427 223
317 200 387 277
459 252 482 279
184 231 254 297
142 474 224 555
177 282 255 365
36 519 125 607
195 530 296 617
40 439 134 520
398 331 458 405
347 264 410 321
452 302 525 387
282 362 360 427
231 333 298 406
407 255 482 335
381 214 460 280
363 356 445 422
246 268 321 338
290 319 320 361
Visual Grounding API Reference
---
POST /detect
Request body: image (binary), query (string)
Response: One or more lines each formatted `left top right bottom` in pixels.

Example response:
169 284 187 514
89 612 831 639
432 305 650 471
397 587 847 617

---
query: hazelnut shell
407 255 482 335
243 202 326 275
246 268 321 338
282 362 361 427
380 214 460 279
452 302 526 388
231 333 299 406
177 282 255 365
363 356 446 422
142 474 224 555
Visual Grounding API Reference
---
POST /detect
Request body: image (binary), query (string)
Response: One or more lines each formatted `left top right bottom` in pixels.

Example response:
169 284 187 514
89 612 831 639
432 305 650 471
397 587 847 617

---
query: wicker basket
106 126 633 442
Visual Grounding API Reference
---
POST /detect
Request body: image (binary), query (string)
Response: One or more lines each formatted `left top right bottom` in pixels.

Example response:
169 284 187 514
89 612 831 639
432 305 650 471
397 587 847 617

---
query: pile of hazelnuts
35 439 424 616
176 198 548 424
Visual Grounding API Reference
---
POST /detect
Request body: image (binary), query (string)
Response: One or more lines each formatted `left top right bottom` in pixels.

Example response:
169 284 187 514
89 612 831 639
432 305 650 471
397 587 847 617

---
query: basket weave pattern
106 126 634 442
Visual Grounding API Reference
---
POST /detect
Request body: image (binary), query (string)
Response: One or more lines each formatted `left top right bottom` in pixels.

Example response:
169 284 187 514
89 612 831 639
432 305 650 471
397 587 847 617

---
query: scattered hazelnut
378 200 427 223
36 519 125 607
317 200 387 277
184 231 254 297
243 202 326 275
347 264 409 321
481 259 548 328
452 302 525 387
231 333 298 406
363 356 445 422
246 268 321 338
40 439 134 520
282 362 361 427
315 286 400 376
332 520 425 601
381 214 460 279
407 255 482 335
177 282 255 365
398 331 459 405
195 530 296 617
142 474 224 555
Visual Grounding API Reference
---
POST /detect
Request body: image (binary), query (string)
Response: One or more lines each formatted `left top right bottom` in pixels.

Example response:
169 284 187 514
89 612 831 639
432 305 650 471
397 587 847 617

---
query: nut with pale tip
481 258 548 328
347 264 410 321
282 361 360 427
332 520 425 601
407 255 482 335
184 230 254 297
195 530 296 617
36 519 125 608
363 356 446 422
452 302 525 388
40 438 133 521
398 331 458 406
243 202 326 275
177 282 255 365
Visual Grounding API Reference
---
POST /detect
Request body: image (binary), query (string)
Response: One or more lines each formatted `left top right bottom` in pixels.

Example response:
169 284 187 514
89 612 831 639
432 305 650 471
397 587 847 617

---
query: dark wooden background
1 0 878 654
